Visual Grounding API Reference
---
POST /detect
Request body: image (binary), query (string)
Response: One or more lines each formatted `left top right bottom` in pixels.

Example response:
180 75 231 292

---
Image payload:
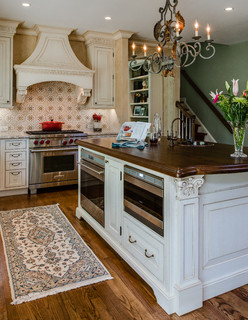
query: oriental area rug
0 204 112 305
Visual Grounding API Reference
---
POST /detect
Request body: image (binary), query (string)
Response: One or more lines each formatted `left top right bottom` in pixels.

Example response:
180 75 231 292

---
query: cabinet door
0 37 11 105
93 47 114 107
0 140 3 190
105 158 123 242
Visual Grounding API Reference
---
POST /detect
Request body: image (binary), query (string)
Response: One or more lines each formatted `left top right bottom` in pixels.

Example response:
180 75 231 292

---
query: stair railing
176 100 196 141
181 69 232 134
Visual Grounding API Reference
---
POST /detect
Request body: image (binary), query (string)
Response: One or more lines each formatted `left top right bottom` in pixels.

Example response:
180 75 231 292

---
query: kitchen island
76 137 248 316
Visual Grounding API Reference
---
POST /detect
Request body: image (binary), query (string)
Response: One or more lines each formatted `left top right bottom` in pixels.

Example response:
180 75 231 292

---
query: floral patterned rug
0 204 112 304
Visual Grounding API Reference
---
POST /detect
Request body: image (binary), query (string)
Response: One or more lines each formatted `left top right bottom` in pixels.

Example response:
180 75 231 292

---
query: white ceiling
1 0 248 45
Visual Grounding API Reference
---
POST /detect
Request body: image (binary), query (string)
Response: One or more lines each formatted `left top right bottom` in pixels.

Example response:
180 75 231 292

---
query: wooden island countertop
76 136 248 178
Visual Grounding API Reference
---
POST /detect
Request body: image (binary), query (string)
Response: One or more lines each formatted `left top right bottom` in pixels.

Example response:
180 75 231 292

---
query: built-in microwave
124 166 164 236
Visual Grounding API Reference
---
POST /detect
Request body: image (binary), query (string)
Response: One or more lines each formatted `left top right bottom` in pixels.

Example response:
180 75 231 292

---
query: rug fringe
11 275 113 305
0 223 17 303
0 204 60 214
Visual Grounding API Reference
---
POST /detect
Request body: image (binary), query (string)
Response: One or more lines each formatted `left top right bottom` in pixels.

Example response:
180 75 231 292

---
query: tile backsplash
0 81 121 134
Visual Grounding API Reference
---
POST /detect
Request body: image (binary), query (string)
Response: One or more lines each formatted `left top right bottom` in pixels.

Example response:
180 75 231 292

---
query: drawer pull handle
11 154 21 158
11 162 21 167
145 249 154 259
128 235 137 244
11 143 21 147
11 171 21 176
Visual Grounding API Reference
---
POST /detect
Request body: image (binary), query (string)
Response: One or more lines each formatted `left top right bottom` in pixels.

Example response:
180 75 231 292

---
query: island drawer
123 214 164 282
5 139 27 150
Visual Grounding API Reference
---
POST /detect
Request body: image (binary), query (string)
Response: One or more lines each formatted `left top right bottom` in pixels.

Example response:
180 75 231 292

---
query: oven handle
30 148 78 153
80 162 104 175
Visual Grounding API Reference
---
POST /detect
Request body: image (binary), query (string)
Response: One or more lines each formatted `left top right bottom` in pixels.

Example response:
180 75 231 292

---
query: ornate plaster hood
14 25 94 104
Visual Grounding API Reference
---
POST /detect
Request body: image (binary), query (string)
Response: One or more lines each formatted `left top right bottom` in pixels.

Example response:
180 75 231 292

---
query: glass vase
231 124 247 158
93 121 102 132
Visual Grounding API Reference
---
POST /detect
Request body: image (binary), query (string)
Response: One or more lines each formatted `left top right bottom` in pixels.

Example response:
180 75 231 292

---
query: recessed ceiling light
22 2 31 7
105 17 111 20
225 7 233 11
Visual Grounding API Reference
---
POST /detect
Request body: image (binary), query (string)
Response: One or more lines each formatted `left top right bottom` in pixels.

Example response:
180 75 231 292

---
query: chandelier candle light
210 80 248 158
130 0 215 76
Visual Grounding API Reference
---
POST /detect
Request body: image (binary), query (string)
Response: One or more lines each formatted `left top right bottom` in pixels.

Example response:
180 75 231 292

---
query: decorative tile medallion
0 204 112 304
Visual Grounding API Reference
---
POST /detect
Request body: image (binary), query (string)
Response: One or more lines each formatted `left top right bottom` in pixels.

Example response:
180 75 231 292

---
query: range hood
14 25 94 104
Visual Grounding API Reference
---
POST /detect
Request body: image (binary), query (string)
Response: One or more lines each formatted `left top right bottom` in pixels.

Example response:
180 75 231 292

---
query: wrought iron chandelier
130 0 215 77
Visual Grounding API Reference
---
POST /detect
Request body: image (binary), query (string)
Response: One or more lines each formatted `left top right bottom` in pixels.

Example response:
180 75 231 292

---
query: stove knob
34 140 39 145
74 138 78 143
46 139 50 145
69 139 74 144
63 140 67 145
40 140 45 145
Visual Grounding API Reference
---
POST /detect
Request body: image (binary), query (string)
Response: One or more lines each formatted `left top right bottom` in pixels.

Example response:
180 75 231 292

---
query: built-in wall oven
80 149 105 227
124 166 164 236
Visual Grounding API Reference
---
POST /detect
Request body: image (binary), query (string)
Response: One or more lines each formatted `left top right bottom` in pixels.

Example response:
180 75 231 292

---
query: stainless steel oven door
80 156 105 227
124 166 164 236
29 147 78 186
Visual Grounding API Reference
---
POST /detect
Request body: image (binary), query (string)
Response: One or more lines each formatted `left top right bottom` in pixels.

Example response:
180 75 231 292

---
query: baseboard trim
203 268 248 301
0 188 28 197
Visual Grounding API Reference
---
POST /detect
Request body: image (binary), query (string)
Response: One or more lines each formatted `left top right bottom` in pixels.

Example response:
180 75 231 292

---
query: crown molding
0 19 21 36
113 30 135 40
83 30 115 48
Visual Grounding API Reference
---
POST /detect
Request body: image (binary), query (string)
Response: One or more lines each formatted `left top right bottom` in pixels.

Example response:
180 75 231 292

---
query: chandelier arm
193 41 202 56
199 42 216 60
180 42 198 68
129 59 143 72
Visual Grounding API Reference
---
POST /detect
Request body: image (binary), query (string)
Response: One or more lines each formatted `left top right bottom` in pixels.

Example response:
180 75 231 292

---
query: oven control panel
81 150 105 167
124 166 164 189
29 136 86 148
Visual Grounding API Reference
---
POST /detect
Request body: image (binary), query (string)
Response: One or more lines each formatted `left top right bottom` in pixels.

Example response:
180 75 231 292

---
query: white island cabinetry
76 143 248 316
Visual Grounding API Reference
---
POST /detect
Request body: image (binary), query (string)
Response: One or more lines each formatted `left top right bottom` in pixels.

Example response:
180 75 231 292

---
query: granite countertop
0 132 30 139
76 136 248 178
0 131 117 139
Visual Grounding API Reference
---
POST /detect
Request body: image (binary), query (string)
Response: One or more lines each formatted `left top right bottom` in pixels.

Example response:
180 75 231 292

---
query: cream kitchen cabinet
0 20 19 108
84 31 115 108
0 138 29 196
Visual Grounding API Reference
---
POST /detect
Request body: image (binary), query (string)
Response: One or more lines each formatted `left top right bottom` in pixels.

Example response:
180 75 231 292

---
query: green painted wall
180 41 248 145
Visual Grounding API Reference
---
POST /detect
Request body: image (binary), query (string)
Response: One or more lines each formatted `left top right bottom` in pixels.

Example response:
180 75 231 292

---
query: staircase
176 99 216 143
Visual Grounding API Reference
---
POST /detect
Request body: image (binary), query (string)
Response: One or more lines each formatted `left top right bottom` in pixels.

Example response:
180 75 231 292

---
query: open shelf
130 88 149 93
130 75 149 81
130 116 149 119
130 102 149 106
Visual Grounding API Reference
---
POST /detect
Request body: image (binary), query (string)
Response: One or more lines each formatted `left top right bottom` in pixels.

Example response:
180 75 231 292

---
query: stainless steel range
27 130 87 193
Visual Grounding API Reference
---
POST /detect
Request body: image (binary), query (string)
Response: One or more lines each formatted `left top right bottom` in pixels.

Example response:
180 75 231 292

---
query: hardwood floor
0 188 248 320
